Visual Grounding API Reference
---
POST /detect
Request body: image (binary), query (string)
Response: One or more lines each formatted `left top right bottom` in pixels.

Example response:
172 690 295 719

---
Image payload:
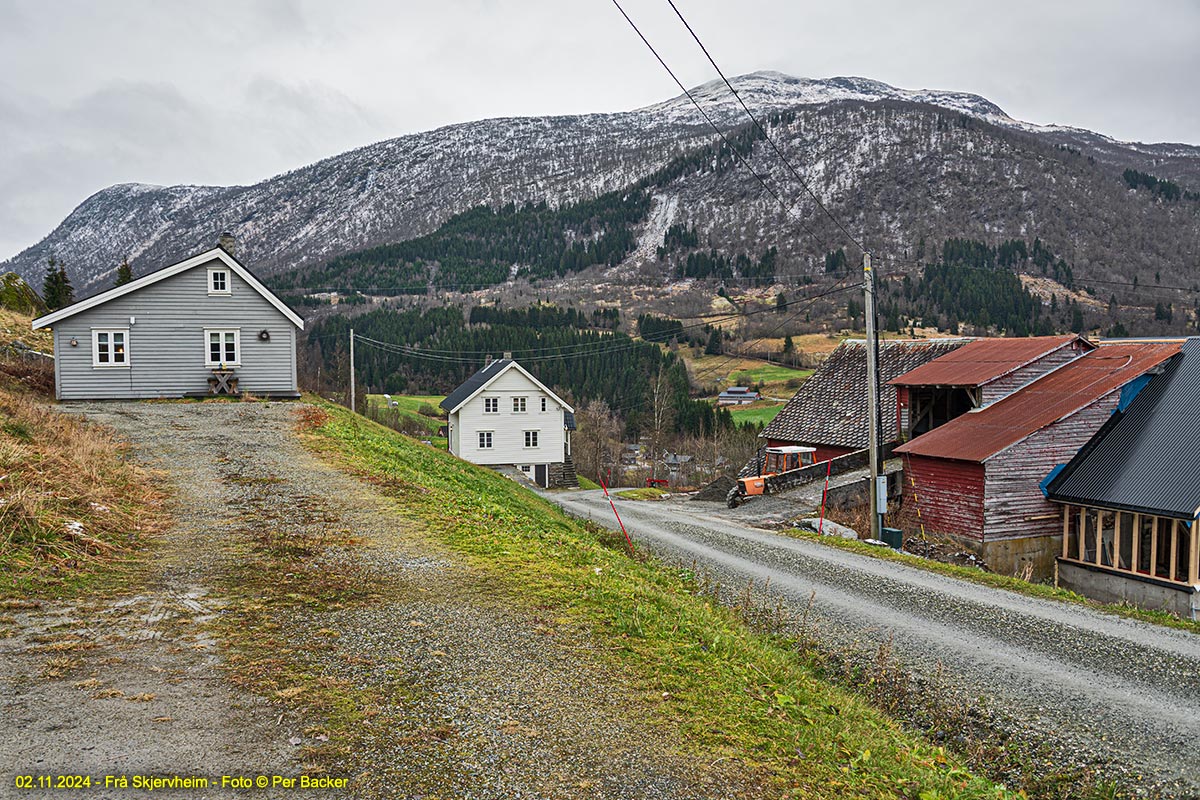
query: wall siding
982 392 1120 541
902 455 985 541
981 345 1084 405
51 259 298 399
450 368 566 466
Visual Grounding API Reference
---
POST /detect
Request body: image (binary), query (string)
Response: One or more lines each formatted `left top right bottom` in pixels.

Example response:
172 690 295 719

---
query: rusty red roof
894 342 1182 463
889 335 1092 387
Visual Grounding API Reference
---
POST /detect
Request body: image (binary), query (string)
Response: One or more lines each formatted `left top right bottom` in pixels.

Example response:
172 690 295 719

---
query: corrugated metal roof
1047 338 1199 518
439 359 512 412
894 342 1182 463
761 338 971 448
889 335 1089 387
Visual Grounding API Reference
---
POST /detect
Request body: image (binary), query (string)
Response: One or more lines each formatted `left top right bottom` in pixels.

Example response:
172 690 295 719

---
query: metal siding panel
51 259 298 399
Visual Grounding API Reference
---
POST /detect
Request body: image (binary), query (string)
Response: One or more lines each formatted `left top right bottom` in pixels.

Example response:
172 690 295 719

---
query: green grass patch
732 363 813 386
577 475 600 490
616 487 670 500
729 402 785 426
365 393 445 435
299 397 1014 798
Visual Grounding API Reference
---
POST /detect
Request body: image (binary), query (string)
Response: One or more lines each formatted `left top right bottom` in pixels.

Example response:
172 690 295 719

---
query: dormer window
208 268 231 295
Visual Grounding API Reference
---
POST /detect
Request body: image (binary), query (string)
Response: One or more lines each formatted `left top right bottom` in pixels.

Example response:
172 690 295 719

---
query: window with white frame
541 397 547 412
92 329 129 367
208 268 231 295
205 329 240 366
484 397 499 413
524 430 539 448
513 396 527 413
478 431 493 449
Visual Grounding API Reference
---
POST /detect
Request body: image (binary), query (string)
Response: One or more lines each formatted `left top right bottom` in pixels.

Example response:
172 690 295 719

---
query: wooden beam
1133 513 1141 572
1061 506 1070 559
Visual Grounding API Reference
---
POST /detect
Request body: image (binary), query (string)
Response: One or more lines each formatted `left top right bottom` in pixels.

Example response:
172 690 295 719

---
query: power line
663 0 867 255
609 0 834 255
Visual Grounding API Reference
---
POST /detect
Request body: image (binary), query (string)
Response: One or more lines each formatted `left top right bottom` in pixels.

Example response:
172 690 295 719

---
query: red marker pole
598 475 635 556
817 457 833 534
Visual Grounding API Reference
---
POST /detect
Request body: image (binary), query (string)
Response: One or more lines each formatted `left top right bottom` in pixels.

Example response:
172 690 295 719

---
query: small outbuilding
31 244 304 400
717 386 761 405
1046 337 1199 615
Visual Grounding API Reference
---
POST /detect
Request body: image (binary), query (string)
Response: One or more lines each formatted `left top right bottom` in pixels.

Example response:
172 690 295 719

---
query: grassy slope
364 393 445 434
730 402 785 426
303 398 1011 799
0 320 164 598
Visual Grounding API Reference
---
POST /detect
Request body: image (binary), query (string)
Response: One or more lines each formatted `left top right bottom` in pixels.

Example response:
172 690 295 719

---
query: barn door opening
535 464 547 488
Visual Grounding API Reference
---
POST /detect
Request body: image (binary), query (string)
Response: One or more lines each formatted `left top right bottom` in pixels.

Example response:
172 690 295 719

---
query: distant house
1046 337 1199 615
894 342 1181 577
440 357 577 488
890 335 1093 440
31 244 304 400
761 338 969 462
717 386 761 405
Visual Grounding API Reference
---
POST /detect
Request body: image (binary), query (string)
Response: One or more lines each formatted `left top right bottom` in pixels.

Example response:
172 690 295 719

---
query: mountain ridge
5 72 1199 296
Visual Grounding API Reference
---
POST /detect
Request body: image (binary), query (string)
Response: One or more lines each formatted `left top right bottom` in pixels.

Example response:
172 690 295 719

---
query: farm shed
890 334 1093 441
895 342 1182 577
30 244 303 400
1046 337 1199 615
760 338 969 462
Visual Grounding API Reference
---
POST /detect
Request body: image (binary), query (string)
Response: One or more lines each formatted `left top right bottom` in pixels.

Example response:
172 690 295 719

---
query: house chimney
485 354 494 366
218 232 236 256
503 351 513 360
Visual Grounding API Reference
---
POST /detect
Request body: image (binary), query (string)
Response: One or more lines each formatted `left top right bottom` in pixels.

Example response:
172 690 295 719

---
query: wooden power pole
349 327 356 414
863 253 883 540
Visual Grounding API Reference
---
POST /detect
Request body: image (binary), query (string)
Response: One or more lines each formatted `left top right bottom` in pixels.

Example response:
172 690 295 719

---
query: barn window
478 431 493 449
541 397 547 412
208 268 231 295
483 397 498 413
524 430 539 448
513 397 527 413
204 329 240 367
92 329 129 367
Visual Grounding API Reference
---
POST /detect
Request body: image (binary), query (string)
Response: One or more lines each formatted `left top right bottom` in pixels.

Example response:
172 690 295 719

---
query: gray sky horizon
2 0 1198 261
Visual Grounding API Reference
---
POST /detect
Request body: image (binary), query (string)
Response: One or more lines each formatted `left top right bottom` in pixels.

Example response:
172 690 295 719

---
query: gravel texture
2 402 761 799
551 490 1200 798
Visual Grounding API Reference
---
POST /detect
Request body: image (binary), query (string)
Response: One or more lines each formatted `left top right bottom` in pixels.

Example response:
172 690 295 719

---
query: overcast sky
2 0 1198 260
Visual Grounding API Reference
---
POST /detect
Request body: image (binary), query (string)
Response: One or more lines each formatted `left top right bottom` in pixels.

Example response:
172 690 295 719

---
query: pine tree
705 329 723 355
115 259 133 287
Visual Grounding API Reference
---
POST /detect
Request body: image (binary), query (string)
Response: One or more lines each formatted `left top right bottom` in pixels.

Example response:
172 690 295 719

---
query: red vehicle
645 477 669 489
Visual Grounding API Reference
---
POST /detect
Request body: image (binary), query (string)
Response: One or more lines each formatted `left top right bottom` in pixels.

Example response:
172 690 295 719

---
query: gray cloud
1 0 1197 259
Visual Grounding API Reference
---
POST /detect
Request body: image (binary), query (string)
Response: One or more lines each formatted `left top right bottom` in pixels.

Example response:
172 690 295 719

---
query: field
729 401 785 426
365 393 445 433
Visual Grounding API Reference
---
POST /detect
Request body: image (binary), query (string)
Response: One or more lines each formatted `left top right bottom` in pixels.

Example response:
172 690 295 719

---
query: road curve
549 490 1200 793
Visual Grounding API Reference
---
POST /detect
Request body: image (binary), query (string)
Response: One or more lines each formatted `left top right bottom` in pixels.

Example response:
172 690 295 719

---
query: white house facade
441 358 577 488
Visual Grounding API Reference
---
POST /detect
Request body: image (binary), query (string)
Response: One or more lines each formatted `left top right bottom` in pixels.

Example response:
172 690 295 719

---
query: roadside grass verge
789 510 1200 636
576 475 600 490
0 381 165 599
299 398 1014 799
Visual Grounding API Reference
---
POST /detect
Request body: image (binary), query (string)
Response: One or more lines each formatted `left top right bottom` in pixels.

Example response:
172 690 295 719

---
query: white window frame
204 328 241 367
541 397 547 412
513 396 527 413
208 267 231 296
524 430 539 448
91 328 130 368
483 397 499 413
478 431 494 449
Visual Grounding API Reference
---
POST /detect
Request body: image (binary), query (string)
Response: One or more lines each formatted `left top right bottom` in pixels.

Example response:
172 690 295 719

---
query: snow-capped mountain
6 72 1199 295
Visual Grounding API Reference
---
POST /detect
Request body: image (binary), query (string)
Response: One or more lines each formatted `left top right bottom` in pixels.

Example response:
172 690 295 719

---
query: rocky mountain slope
5 72 1199 297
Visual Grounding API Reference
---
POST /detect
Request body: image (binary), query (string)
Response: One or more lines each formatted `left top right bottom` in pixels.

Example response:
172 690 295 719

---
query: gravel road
549 490 1200 796
2 403 761 799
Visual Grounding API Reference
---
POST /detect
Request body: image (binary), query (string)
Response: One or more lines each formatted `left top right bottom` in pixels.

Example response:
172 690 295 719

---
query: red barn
895 342 1181 577
761 338 969 462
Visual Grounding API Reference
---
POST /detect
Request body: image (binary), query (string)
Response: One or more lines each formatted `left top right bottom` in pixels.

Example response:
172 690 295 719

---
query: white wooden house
440 358 577 488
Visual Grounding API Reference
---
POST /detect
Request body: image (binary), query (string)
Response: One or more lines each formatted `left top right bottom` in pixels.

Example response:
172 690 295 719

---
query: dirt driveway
1 402 758 799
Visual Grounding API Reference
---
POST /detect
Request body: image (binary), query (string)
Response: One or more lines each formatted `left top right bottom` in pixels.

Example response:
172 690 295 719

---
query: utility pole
349 328 356 414
863 253 883 540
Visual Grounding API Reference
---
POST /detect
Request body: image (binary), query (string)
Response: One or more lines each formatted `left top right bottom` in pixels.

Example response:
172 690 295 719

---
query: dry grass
0 381 166 597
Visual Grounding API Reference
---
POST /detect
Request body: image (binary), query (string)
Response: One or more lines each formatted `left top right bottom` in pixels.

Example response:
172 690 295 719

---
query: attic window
208 268 231 295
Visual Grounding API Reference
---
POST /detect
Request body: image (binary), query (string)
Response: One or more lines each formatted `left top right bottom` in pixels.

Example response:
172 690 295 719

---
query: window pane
97 332 109 363
224 333 237 362
1118 513 1134 570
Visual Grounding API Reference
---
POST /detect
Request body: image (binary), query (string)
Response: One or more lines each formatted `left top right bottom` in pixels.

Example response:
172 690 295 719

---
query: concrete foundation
1057 560 1199 618
907 528 1062 580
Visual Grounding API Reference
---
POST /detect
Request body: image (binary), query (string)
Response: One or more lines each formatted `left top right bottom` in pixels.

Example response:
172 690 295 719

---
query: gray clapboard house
31 245 304 400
